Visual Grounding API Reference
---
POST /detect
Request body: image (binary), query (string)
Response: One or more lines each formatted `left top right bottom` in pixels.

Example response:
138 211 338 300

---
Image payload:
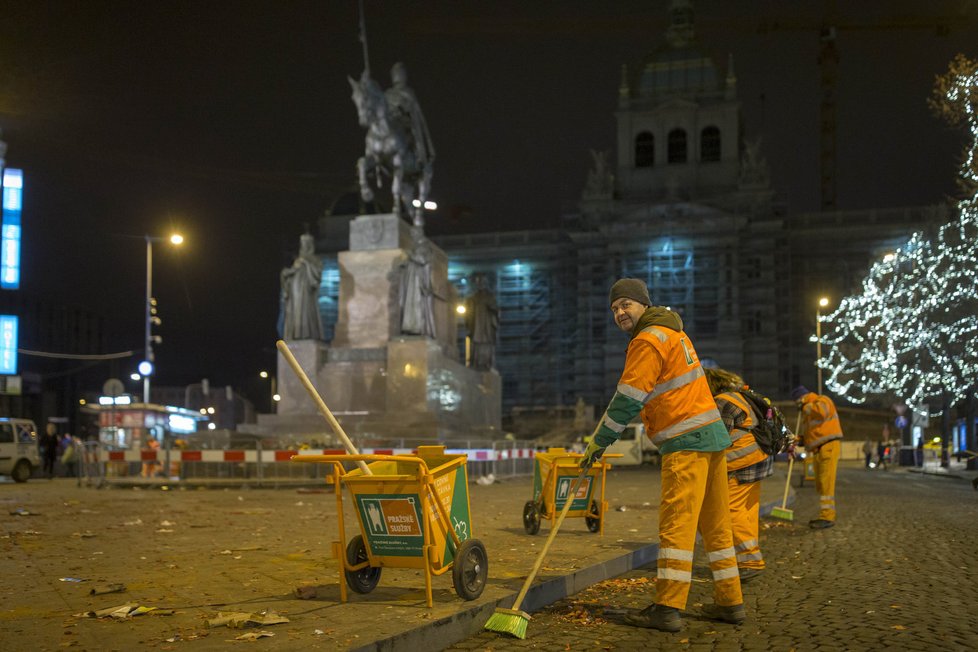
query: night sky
1 0 975 406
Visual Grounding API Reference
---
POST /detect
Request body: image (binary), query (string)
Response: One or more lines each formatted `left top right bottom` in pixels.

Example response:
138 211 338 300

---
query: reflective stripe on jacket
593 323 721 449
799 392 843 450
715 391 769 471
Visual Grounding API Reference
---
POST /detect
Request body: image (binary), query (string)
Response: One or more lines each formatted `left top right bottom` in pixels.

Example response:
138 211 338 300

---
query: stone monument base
247 336 502 445
246 213 502 446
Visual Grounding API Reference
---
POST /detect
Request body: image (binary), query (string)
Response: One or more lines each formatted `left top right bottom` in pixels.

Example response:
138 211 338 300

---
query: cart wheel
522 500 541 535
344 535 381 594
452 539 488 600
585 499 601 533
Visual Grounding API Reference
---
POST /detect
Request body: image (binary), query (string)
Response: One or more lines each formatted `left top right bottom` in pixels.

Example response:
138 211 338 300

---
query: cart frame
523 448 620 536
292 446 486 607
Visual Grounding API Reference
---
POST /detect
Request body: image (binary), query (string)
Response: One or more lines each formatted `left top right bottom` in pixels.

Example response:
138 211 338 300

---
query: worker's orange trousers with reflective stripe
814 439 840 521
656 450 743 609
727 475 764 570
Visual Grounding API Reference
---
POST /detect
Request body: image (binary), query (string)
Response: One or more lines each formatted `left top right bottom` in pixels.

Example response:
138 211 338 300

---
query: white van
606 420 659 466
0 418 40 482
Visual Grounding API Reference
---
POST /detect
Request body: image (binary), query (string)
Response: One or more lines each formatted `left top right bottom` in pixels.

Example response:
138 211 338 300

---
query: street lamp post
260 370 278 413
816 296 829 395
142 233 183 404
143 235 153 403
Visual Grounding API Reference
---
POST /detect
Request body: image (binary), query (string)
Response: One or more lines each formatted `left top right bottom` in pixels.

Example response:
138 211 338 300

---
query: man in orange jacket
705 368 775 584
791 386 843 529
582 278 745 632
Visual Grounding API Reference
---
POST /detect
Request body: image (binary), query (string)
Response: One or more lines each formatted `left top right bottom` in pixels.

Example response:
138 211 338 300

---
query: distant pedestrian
876 439 888 471
40 424 59 479
916 437 924 467
791 386 844 529
862 440 874 468
60 433 78 478
141 437 161 478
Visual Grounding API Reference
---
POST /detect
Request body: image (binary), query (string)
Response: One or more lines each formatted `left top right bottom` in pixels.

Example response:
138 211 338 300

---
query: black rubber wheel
585 499 601 533
11 460 31 483
452 538 488 600
344 534 381 594
522 500 541 535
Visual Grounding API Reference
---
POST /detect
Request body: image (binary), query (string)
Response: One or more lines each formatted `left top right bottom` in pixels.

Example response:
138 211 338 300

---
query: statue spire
357 0 370 77
666 0 695 48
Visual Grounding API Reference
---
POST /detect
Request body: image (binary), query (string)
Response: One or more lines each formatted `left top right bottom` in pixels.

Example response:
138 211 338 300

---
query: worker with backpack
705 367 794 584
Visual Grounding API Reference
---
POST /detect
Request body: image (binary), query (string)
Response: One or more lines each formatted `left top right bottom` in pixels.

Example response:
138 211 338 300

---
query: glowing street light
816 296 830 394
260 370 277 413
142 232 184 403
412 199 438 211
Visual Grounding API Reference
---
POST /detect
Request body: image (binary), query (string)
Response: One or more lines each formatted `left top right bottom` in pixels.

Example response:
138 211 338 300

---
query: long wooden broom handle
780 410 803 508
511 464 591 611
276 340 371 475
781 456 794 509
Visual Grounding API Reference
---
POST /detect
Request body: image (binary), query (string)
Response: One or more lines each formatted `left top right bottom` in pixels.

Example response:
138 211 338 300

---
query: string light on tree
819 55 978 408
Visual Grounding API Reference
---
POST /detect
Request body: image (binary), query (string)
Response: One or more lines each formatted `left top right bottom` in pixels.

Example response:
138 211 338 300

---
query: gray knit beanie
609 278 651 307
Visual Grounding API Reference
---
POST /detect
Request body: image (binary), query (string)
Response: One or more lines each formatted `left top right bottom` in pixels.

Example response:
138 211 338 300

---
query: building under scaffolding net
309 3 952 432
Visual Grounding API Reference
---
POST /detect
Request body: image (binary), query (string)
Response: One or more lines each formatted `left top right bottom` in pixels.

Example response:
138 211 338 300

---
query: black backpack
738 388 794 455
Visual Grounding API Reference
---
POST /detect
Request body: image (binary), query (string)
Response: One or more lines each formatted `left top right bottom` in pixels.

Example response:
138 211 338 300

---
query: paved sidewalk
0 462 789 651
452 460 978 650
904 458 978 486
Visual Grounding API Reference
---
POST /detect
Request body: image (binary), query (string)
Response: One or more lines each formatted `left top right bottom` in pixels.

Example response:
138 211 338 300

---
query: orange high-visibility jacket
798 392 844 450
715 391 769 471
594 320 723 450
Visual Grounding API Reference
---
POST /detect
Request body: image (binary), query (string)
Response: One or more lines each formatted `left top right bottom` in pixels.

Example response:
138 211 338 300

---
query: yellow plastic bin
291 445 487 607
522 447 620 536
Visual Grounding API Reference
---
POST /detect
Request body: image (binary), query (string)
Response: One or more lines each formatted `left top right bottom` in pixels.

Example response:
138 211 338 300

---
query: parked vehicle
0 418 40 482
605 421 659 466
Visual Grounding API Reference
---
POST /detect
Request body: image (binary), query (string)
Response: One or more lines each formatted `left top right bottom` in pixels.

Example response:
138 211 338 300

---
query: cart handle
291 452 436 473
546 453 624 463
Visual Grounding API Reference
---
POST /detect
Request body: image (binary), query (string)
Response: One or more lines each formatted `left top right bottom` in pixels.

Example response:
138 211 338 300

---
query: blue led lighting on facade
317 260 341 342
1 169 23 290
0 314 18 374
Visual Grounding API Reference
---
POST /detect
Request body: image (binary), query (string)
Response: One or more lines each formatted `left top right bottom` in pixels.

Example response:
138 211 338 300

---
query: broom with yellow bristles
484 459 594 639
770 412 803 521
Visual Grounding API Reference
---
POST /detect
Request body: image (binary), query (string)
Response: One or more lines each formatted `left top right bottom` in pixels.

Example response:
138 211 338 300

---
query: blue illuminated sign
0 315 18 374
1 169 23 290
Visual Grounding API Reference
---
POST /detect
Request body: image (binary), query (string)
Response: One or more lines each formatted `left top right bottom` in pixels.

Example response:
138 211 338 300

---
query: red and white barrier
100 447 537 464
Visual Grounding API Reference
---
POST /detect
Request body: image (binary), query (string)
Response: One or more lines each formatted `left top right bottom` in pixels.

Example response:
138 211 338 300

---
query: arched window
635 132 655 167
668 129 687 164
700 126 721 162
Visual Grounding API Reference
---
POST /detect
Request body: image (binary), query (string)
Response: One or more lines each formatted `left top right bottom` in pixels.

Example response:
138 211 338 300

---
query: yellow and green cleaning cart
522 448 620 536
291 446 487 607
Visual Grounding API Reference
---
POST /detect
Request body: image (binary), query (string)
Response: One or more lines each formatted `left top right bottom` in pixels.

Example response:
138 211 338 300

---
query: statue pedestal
253 214 502 443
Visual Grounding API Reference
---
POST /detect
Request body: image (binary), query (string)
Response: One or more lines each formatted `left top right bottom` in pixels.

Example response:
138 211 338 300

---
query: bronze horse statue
349 71 433 227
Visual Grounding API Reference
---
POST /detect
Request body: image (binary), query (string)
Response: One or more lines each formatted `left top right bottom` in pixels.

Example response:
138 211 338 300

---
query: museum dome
632 0 722 101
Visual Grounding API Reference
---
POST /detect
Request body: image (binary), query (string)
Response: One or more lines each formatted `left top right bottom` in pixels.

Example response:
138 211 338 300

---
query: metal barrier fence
90 438 540 488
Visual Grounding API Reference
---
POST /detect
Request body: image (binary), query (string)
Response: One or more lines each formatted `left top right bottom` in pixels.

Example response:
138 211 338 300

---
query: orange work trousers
656 449 743 609
727 475 764 571
814 439 840 521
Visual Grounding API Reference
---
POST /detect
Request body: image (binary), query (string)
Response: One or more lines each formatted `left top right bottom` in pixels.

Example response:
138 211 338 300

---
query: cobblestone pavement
450 464 978 651
0 464 693 651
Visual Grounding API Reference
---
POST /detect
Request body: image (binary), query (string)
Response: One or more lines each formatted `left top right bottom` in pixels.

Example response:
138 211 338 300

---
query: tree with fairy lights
819 55 978 430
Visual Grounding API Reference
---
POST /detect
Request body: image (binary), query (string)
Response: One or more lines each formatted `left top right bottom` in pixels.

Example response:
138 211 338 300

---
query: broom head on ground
770 505 794 521
770 446 796 521
484 607 531 639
